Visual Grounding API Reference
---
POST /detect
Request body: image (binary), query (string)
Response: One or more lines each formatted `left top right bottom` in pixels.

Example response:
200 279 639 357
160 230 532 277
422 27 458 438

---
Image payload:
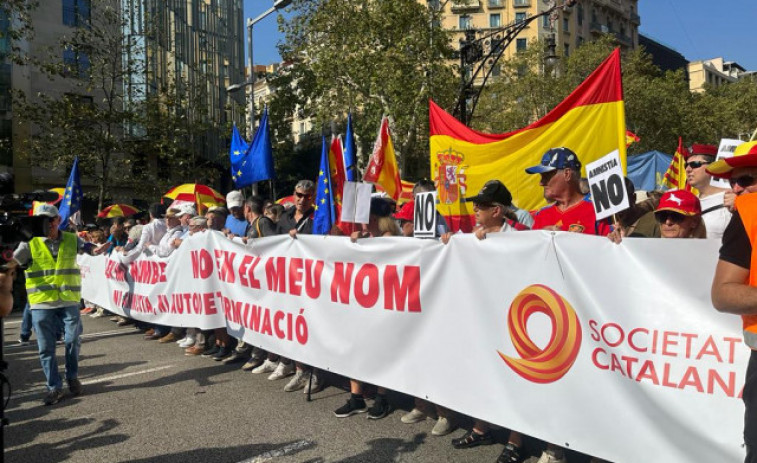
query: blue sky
245 0 757 70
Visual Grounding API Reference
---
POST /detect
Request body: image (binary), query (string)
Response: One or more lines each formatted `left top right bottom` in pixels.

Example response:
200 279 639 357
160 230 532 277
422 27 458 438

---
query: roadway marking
237 440 315 463
12 364 175 398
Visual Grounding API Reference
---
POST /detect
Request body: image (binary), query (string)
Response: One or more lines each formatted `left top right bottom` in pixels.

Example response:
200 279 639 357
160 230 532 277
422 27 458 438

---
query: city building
638 34 688 77
429 0 639 64
688 57 749 93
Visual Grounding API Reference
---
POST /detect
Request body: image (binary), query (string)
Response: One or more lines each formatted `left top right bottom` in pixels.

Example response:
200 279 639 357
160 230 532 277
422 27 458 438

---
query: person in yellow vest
708 141 757 463
13 203 91 406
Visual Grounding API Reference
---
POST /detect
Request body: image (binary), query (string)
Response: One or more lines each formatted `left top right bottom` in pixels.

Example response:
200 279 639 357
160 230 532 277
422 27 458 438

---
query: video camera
0 191 61 270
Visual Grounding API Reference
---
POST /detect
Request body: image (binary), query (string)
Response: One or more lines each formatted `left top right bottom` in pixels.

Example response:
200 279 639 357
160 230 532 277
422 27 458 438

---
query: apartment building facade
688 58 752 93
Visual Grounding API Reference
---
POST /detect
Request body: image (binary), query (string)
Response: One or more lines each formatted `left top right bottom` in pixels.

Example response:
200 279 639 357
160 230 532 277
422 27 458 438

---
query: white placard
585 149 629 220
413 191 437 238
710 139 744 188
340 181 372 224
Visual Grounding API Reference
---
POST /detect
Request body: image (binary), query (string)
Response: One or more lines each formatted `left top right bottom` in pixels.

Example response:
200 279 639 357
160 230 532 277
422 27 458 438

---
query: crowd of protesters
14 141 757 463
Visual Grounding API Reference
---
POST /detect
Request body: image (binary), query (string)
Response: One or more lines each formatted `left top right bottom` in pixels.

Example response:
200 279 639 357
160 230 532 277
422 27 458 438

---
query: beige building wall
427 0 639 66
688 58 740 93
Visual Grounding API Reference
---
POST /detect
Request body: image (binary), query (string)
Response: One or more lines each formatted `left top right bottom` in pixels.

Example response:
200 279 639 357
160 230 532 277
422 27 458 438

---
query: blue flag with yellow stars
344 112 357 181
313 136 336 235
231 108 275 188
58 156 82 230
229 123 249 181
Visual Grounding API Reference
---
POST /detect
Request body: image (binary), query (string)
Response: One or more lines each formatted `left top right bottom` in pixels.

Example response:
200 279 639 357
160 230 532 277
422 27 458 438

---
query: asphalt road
0 311 554 463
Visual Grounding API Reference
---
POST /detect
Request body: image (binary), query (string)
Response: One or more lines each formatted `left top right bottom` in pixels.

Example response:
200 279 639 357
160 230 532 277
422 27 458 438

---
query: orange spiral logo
498 284 582 384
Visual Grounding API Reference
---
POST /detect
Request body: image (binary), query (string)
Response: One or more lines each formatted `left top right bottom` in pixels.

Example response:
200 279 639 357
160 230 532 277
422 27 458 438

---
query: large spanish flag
430 48 627 231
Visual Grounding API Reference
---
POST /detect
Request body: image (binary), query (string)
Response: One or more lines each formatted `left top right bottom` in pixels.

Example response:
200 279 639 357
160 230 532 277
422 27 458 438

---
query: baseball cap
393 201 415 222
177 203 196 217
655 190 701 216
525 147 582 174
226 190 244 209
464 180 513 206
706 141 757 179
34 203 59 218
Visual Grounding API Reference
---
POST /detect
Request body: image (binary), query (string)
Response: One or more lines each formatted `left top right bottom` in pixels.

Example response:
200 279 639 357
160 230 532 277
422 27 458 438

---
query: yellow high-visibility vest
25 233 81 305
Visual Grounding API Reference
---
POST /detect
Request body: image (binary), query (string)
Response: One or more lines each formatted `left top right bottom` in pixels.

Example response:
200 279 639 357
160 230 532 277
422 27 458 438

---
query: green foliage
276 0 459 181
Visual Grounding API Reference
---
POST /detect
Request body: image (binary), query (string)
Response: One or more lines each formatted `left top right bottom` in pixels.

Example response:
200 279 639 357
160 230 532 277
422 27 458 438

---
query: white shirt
156 225 184 258
700 192 732 240
122 219 168 264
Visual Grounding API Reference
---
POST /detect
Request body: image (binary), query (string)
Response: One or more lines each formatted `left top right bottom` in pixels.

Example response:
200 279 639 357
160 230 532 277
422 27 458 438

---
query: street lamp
227 0 291 138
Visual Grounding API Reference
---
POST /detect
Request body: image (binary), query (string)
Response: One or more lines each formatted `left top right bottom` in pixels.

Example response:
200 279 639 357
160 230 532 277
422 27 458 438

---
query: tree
277 0 458 180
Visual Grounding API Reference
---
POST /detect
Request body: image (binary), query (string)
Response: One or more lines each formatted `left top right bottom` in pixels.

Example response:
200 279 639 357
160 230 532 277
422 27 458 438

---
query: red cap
689 144 718 157
656 190 701 216
393 200 414 221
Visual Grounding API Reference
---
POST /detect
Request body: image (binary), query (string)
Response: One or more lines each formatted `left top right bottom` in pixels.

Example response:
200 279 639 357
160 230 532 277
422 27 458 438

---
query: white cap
226 190 244 209
34 203 59 218
178 203 196 217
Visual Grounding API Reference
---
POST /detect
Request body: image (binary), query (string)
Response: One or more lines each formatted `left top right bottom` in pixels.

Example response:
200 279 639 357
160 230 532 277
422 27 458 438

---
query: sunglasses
473 202 495 210
685 161 710 169
655 211 686 224
295 192 313 199
729 175 757 189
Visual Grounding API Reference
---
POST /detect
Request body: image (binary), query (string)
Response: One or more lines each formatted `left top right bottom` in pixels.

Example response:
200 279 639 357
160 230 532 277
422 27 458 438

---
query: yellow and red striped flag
429 48 627 231
662 137 696 193
364 116 402 201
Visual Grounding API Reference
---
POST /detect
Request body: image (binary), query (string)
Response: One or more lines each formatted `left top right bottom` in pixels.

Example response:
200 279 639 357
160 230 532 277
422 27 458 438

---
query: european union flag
232 107 275 188
229 123 249 181
58 156 82 230
313 136 336 235
344 112 357 181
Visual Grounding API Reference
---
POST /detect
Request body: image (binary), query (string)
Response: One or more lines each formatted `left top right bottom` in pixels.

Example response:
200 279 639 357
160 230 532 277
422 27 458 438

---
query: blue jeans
31 305 83 391
20 302 64 341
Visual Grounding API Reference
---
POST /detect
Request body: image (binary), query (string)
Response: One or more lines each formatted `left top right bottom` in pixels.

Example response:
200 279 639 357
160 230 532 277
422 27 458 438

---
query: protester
708 141 757 463
685 143 734 239
121 203 167 264
653 190 705 239
526 147 611 236
13 204 90 405
606 178 661 243
206 206 228 231
225 191 249 237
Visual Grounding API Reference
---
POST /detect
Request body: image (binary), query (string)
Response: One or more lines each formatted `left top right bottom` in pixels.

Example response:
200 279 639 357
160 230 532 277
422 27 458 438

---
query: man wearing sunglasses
684 143 733 239
653 190 705 239
708 141 757 463
525 147 610 236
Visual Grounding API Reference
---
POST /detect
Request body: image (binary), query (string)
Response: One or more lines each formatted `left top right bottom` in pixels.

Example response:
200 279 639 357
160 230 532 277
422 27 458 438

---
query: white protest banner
79 231 746 463
413 191 437 238
586 149 629 220
341 181 372 224
711 138 744 188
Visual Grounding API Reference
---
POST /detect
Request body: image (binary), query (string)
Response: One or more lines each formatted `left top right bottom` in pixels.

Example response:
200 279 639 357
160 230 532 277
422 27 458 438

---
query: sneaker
451 430 494 449
251 358 278 374
334 396 368 418
284 370 308 392
178 337 195 348
90 308 107 318
267 361 295 381
222 350 248 364
431 416 455 436
81 307 95 315
498 443 525 463
401 408 427 424
17 338 30 346
242 356 265 371
536 450 566 463
116 317 133 327
158 332 177 343
212 346 232 361
185 345 204 356
43 389 65 406
176 336 187 344
67 378 82 396
367 395 391 420
303 370 324 394
201 345 220 357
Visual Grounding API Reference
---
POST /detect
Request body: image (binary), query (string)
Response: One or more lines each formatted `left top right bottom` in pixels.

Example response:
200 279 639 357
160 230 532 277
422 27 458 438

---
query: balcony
630 12 640 24
614 32 632 46
451 0 482 13
513 0 530 7
590 22 609 35
487 0 505 9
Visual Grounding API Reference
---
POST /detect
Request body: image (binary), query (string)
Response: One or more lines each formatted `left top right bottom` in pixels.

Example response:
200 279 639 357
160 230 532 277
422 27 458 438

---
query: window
542 15 551 28
515 12 526 23
63 46 90 79
516 38 527 52
513 0 529 6
490 13 501 28
577 5 584 26
62 0 91 28
488 0 503 7
491 64 501 77
564 43 569 57
563 16 569 32
459 14 472 30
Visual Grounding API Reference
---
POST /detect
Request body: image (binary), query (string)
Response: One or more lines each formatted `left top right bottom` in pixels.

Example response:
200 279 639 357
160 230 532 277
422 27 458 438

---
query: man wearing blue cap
526 147 610 236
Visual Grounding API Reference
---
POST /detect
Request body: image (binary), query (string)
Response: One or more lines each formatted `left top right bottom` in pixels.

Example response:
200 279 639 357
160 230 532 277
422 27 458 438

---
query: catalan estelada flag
429 48 627 232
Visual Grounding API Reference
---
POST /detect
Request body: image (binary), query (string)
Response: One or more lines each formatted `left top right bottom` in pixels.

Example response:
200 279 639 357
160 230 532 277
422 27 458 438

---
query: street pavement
0 311 532 463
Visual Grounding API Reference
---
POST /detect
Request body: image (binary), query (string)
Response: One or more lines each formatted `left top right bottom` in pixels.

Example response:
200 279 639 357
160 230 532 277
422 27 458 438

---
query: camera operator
13 204 93 406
